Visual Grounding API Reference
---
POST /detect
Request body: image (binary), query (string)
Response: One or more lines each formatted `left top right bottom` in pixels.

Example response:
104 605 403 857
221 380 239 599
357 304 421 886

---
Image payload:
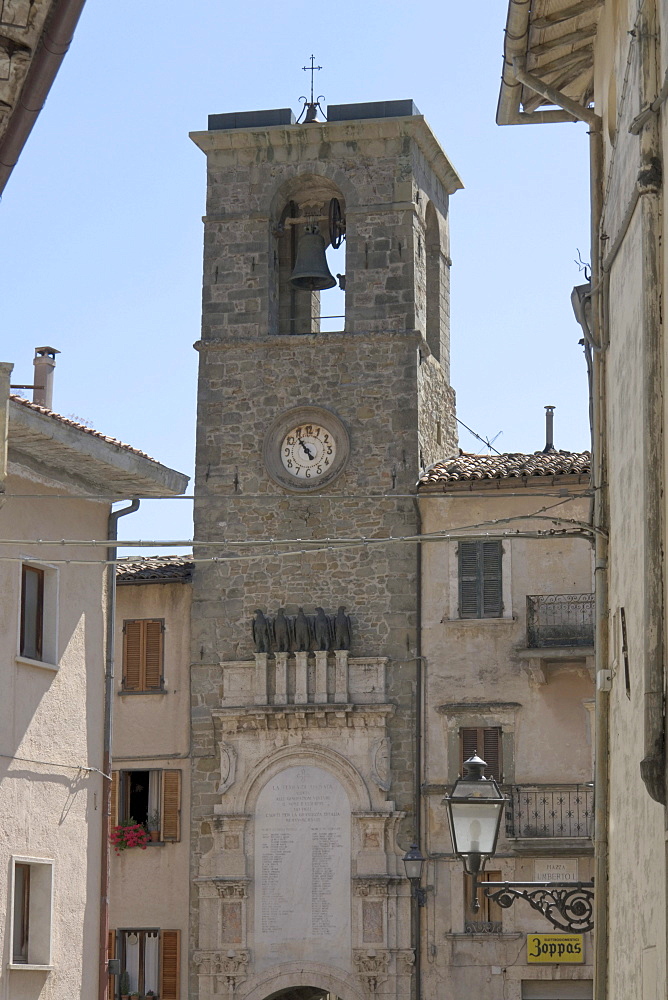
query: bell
289 225 337 291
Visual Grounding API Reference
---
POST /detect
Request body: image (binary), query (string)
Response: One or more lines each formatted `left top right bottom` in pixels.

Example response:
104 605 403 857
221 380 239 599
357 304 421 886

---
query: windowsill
8 963 54 971
117 688 168 696
443 617 516 626
15 655 59 672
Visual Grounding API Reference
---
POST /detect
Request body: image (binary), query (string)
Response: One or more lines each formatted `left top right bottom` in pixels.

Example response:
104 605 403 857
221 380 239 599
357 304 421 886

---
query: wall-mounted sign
534 859 579 882
527 934 585 964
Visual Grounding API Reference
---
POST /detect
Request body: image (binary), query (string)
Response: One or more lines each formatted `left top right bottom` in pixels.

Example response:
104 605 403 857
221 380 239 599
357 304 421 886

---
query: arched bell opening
273 178 346 335
424 200 443 362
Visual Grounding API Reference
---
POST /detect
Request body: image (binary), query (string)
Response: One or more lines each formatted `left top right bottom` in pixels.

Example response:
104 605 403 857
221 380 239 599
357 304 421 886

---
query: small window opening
21 565 44 660
125 771 151 826
12 864 30 963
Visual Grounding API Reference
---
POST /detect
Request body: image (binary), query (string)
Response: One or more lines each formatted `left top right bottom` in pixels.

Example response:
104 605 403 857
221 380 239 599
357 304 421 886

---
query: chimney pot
543 405 555 453
32 346 60 410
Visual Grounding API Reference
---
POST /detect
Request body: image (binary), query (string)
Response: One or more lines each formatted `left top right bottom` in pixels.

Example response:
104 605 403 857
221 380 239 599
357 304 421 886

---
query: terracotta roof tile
10 394 156 461
419 450 591 486
116 554 194 583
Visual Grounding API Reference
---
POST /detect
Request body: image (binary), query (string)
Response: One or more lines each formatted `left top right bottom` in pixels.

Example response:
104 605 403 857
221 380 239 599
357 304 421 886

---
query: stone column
334 650 349 703
295 651 309 704
314 650 328 703
275 652 288 705
254 653 269 705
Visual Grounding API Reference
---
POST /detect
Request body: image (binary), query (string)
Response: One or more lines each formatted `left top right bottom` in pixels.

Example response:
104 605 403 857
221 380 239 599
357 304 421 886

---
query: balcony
526 593 594 648
506 784 594 839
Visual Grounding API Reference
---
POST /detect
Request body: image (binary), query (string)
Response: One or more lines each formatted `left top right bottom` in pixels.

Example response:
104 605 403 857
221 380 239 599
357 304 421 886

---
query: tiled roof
116 555 194 584
10 394 155 461
419 450 591 486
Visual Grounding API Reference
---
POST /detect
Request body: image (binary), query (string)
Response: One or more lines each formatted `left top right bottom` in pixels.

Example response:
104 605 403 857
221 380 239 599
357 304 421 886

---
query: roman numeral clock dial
263 407 350 492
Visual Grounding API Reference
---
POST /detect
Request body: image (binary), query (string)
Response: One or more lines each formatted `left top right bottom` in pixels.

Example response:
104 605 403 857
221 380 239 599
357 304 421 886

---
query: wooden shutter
464 870 502 925
481 541 503 617
123 619 164 691
160 929 180 1000
458 542 479 618
144 620 164 690
161 770 181 842
459 727 503 781
108 930 116 999
110 771 118 829
122 620 143 690
458 541 503 618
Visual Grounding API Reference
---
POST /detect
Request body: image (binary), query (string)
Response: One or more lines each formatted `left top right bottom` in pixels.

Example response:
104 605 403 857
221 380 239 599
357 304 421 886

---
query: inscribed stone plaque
362 901 384 943
221 902 242 944
533 859 579 882
254 765 351 970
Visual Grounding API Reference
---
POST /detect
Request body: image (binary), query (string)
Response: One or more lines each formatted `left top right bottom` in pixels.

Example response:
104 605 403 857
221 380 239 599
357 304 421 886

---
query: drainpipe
0 363 14 491
98 499 140 1000
635 0 666 812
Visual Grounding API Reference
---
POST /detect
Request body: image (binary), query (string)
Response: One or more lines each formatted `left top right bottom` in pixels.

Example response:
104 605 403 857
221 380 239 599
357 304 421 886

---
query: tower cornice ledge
190 115 463 195
195 329 427 352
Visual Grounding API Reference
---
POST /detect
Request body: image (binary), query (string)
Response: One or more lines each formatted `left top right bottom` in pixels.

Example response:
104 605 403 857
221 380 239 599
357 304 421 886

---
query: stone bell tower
189 100 462 1000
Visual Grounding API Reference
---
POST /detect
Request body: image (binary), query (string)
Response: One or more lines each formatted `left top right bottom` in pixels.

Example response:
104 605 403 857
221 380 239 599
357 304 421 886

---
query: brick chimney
32 346 60 409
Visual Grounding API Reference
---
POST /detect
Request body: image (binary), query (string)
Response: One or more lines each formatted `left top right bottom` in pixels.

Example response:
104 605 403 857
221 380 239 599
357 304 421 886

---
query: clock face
280 422 337 481
263 406 349 492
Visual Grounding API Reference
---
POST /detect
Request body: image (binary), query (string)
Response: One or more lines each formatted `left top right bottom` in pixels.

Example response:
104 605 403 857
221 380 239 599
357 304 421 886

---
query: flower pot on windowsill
149 829 160 843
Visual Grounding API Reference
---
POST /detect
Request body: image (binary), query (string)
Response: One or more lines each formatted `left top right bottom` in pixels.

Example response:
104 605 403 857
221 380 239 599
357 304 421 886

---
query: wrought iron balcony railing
506 784 594 839
526 593 594 648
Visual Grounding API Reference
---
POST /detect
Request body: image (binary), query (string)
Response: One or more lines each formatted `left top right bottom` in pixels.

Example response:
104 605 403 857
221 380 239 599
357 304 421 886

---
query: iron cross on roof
298 55 325 123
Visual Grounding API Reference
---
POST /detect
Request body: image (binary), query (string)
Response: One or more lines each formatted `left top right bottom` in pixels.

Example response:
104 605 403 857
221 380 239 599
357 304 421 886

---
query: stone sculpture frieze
251 605 352 653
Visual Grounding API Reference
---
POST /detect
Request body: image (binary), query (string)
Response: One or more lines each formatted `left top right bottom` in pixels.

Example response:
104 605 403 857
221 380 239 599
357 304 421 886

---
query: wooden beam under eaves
531 0 603 31
529 44 594 79
529 23 598 57
521 62 592 113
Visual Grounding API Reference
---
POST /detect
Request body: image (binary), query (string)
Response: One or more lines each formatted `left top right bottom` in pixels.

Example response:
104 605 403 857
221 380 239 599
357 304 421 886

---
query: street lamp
443 754 595 933
402 844 427 907
443 753 505 912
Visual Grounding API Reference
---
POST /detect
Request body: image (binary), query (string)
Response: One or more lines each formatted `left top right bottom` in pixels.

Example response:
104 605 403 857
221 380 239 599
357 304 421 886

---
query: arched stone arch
424 199 445 362
240 743 372 816
270 171 348 335
237 962 366 1000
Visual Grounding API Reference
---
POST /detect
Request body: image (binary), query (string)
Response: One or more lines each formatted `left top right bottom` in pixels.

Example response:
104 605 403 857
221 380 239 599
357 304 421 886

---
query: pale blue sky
1 2 591 551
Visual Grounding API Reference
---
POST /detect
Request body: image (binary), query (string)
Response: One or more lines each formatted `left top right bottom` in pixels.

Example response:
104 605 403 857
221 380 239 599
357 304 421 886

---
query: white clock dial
280 423 337 481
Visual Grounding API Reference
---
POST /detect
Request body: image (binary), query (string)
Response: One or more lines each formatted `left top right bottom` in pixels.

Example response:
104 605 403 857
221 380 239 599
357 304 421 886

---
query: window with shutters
460 727 503 781
458 540 503 618
122 618 164 691
113 769 181 843
463 870 503 932
113 928 180 999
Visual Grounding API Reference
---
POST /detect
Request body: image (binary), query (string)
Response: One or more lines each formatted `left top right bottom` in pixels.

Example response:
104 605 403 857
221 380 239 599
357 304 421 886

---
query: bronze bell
289 225 337 291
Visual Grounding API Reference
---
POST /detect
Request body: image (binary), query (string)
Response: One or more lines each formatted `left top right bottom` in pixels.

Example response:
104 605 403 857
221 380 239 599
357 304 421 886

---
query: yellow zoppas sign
527 934 584 963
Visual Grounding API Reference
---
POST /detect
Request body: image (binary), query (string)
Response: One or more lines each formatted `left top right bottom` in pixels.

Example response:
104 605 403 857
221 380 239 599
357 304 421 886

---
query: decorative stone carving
355 879 390 897
354 949 390 992
217 743 237 794
248 606 354 653
397 950 416 976
371 736 391 791
215 880 248 898
215 950 250 992
333 605 352 649
251 610 272 653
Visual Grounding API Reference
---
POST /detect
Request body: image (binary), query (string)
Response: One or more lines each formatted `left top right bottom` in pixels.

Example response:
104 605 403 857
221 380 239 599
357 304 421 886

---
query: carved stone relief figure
218 743 238 794
371 737 391 792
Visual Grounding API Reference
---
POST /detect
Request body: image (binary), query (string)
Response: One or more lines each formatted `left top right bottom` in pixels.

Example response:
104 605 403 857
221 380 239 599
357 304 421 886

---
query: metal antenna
298 55 326 123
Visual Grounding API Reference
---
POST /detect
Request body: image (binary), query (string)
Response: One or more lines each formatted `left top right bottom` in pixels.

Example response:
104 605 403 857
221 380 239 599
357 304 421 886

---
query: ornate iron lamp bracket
481 880 595 933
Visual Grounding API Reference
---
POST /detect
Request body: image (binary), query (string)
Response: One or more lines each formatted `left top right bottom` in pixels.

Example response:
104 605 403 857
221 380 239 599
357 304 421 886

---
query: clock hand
298 437 315 460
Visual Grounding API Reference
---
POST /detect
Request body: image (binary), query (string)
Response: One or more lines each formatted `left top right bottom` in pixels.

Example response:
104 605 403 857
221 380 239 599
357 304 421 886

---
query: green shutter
481 541 503 617
459 540 503 618
458 542 480 618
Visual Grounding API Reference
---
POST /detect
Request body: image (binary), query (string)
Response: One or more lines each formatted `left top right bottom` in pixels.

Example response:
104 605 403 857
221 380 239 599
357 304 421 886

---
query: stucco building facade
0 354 187 999
497 3 668 998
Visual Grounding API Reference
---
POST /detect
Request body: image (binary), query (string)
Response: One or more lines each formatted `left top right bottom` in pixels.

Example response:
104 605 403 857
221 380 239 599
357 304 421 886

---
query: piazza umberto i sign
527 934 585 963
